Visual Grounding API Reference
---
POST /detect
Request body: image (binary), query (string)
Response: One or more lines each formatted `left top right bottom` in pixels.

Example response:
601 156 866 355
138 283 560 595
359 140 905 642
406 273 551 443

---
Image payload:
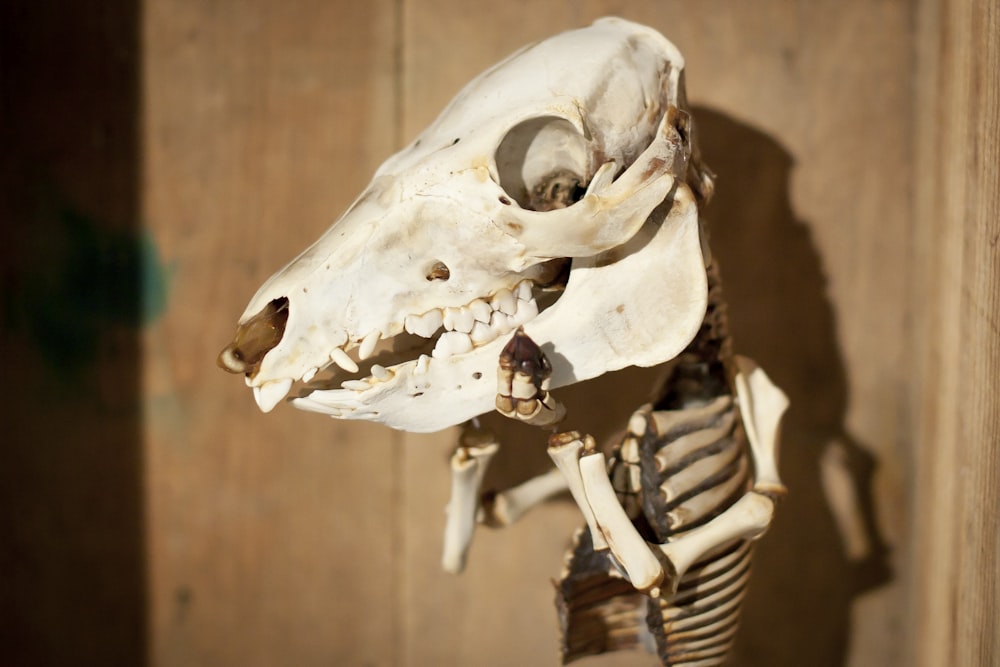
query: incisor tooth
302 366 319 383
371 364 392 381
359 330 380 360
330 347 359 373
341 379 370 391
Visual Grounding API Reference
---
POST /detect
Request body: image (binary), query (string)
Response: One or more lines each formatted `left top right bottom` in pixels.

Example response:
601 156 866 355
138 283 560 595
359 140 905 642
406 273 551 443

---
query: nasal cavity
217 297 289 376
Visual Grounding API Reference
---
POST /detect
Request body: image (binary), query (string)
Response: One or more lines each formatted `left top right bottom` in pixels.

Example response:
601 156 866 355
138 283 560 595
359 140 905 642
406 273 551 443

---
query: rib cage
557 261 756 666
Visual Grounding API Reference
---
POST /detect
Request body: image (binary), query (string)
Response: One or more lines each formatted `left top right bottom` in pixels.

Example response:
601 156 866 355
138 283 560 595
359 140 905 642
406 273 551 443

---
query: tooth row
432 292 538 360
404 280 535 341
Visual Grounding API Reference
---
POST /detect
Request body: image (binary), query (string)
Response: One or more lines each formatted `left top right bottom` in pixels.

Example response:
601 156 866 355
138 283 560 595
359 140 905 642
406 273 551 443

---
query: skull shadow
475 106 892 667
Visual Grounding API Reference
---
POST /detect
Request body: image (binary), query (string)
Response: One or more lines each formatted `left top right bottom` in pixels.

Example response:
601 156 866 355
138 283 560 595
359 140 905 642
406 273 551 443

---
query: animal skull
219 18 711 433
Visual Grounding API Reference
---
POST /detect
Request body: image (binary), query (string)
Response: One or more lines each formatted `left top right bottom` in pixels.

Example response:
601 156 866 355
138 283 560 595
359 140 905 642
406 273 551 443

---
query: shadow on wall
694 106 893 666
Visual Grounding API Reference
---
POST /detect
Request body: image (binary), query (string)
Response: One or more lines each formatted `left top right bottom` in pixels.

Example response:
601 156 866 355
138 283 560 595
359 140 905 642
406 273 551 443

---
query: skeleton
218 18 788 665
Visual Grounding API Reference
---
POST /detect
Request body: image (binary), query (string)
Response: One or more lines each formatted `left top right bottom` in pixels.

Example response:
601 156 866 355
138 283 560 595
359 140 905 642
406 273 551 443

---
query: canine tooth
302 366 319 383
371 364 392 381
469 299 492 323
254 377 293 413
415 354 431 375
330 347 359 373
359 330 380 360
341 379 371 391
470 320 494 345
433 331 473 359
453 307 475 333
516 280 533 301
492 288 517 315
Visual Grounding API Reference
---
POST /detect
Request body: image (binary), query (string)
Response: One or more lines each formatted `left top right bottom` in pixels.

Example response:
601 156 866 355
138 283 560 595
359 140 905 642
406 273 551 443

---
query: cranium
219 18 712 433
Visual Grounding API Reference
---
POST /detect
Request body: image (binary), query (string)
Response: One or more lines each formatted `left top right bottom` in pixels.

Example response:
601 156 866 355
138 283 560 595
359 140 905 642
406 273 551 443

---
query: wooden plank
909 0 1000 665
400 2 913 665
142 2 401 665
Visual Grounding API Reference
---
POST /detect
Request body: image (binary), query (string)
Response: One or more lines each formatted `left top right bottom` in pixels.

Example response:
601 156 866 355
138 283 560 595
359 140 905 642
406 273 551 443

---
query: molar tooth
516 280 533 301
415 354 431 375
433 331 473 359
406 309 443 338
469 299 492 323
490 310 513 336
470 320 494 345
452 307 476 333
511 297 539 325
302 366 319 383
492 288 517 315
254 377 293 413
330 347 359 373
359 329 381 360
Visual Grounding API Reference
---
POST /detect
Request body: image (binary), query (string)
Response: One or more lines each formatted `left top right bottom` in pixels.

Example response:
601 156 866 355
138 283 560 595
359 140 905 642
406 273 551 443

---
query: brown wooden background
3 0 997 666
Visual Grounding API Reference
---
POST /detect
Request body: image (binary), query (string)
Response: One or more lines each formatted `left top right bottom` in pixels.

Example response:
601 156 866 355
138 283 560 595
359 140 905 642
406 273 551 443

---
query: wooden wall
3 0 995 666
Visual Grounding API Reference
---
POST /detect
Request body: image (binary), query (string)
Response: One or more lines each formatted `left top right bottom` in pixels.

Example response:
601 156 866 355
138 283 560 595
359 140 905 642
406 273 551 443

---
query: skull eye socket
495 116 590 211
426 261 451 281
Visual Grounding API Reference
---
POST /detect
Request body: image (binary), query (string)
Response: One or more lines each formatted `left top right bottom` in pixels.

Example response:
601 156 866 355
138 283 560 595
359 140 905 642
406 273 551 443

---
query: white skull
219 18 710 433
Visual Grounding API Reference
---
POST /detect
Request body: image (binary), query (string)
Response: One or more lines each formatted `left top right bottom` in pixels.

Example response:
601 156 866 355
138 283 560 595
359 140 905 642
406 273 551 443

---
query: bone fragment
442 437 500 574
579 452 664 593
547 433 607 551
478 467 569 528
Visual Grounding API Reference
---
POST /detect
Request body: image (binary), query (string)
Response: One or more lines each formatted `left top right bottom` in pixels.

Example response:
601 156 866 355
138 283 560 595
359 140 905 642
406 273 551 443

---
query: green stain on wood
11 203 171 373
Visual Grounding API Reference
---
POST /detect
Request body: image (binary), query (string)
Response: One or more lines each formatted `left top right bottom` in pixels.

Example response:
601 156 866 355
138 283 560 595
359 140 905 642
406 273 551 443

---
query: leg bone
441 427 499 574
478 466 569 528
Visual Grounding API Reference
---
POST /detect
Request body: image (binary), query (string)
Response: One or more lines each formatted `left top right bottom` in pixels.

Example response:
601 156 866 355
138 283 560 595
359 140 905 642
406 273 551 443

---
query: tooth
359 330 380 360
492 288 517 315
433 331 473 359
512 298 539 325
302 366 319 383
470 320 494 345
341 379 371 391
330 347 359 373
490 310 513 336
452 307 475 333
294 388 362 411
406 309 443 337
469 299 492 323
371 364 392 381
442 307 457 331
516 280 533 301
254 378 293 413
415 354 431 375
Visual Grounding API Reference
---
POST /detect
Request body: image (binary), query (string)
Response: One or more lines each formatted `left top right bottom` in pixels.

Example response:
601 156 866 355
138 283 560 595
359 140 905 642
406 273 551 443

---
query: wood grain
140 1 998 666
909 0 1000 665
